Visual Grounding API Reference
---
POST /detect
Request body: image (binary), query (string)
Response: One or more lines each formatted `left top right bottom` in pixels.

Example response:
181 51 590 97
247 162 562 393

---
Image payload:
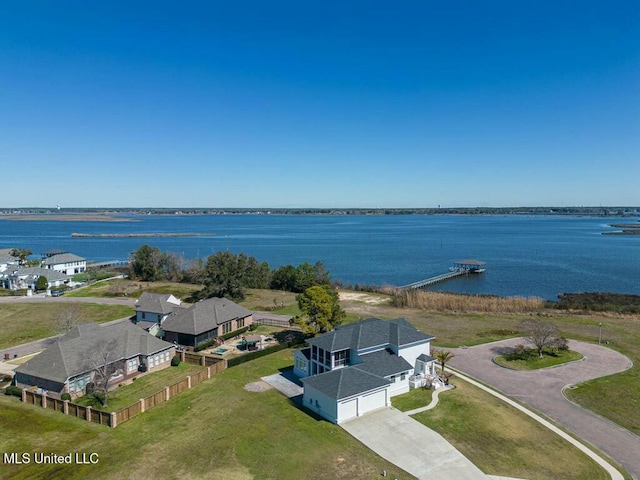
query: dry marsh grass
389 289 545 313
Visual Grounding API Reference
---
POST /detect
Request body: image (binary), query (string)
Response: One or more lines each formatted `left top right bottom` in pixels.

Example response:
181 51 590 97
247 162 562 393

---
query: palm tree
433 348 455 375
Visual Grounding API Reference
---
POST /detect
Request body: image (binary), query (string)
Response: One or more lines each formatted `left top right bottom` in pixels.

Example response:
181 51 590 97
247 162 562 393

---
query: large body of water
0 214 637 300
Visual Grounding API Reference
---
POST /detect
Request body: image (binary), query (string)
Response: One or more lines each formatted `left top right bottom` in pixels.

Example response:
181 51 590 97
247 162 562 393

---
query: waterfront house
0 266 68 291
41 253 86 276
14 321 175 398
161 297 253 348
294 317 437 424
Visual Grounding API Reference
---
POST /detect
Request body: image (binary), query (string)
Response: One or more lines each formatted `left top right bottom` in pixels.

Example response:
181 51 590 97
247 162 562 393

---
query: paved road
448 338 639 480
0 294 136 306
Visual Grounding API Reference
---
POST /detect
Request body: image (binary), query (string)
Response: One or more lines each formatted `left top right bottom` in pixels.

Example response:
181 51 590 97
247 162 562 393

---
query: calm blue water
0 214 637 300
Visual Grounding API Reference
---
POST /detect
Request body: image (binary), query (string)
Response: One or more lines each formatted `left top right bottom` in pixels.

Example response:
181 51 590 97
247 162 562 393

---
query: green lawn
0 303 134 350
73 363 204 412
391 387 433 412
66 279 202 300
494 349 583 370
412 378 612 480
0 350 412 480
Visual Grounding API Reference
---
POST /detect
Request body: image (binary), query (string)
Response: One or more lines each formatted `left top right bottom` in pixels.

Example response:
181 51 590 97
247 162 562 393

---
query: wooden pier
399 259 486 290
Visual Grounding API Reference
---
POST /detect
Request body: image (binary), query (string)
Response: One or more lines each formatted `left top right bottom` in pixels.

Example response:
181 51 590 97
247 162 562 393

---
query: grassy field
73 362 205 411
412 378 611 480
0 350 411 480
494 349 584 370
66 279 203 300
0 303 134 350
390 387 433 412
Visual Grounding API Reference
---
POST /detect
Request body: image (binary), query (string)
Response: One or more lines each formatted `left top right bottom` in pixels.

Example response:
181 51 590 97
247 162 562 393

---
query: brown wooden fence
21 359 227 428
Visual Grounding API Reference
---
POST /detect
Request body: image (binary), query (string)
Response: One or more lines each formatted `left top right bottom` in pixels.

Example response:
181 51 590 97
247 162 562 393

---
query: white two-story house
294 317 438 424
42 253 86 276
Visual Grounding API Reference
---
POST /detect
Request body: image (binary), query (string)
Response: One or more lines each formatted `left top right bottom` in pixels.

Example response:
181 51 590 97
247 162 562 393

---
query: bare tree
85 339 120 407
520 319 559 358
56 305 82 335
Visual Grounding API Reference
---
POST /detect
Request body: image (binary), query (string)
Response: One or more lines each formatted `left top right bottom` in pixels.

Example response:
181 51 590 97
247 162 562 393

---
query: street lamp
598 322 602 345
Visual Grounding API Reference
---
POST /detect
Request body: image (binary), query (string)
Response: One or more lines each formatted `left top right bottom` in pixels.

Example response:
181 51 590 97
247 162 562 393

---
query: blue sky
1 1 638 208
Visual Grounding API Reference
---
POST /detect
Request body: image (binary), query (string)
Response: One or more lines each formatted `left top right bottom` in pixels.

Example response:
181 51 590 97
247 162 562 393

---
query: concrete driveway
342 407 490 480
448 338 639 479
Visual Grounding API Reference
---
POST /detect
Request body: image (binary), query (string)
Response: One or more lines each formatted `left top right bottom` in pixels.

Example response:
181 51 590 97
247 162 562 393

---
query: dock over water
400 259 486 290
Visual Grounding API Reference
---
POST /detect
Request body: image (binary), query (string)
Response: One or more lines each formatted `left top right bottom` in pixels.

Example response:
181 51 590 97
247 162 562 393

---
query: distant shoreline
0 214 137 222
71 233 215 238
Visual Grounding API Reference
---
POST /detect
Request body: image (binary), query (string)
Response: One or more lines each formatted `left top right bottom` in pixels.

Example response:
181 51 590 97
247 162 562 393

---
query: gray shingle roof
0 253 18 264
306 317 434 352
161 297 252 336
135 292 179 315
4 266 68 282
42 253 85 265
355 349 412 378
302 366 390 400
417 354 436 363
15 321 173 384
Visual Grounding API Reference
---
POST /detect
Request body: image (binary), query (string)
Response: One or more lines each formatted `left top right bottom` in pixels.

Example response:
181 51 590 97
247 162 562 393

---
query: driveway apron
342 407 490 480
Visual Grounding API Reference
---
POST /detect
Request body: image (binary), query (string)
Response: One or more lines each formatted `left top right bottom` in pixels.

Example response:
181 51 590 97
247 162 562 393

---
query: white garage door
338 398 358 422
359 389 387 415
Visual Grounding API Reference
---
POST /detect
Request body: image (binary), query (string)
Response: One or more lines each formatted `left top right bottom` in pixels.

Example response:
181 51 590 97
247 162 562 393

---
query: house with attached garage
294 317 439 424
161 297 253 348
14 320 175 399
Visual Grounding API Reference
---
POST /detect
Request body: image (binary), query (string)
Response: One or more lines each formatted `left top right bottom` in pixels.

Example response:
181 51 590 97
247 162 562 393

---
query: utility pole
598 322 602 345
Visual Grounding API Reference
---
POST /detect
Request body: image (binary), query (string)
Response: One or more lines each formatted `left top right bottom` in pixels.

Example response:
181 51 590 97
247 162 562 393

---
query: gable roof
15 321 173 384
42 253 85 265
161 297 252 336
302 366 390 400
306 317 434 352
135 292 181 315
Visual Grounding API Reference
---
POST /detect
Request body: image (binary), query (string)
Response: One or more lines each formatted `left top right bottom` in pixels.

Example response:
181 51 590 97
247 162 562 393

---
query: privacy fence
21 353 226 428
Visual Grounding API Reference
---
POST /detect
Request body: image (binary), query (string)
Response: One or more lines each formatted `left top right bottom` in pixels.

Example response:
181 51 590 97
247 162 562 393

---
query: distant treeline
555 293 640 314
128 245 332 301
3 206 640 216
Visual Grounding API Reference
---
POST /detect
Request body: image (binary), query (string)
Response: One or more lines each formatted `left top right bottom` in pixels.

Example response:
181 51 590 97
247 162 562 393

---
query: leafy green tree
10 248 32 266
202 251 247 300
35 275 48 292
295 285 345 335
129 245 163 281
270 265 298 291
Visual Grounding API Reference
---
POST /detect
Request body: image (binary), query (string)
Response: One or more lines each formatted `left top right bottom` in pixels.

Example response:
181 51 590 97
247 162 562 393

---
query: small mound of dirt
244 381 272 393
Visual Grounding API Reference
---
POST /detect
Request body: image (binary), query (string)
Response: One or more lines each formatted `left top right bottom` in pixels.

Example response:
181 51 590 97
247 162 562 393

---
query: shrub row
227 343 288 367
4 386 22 397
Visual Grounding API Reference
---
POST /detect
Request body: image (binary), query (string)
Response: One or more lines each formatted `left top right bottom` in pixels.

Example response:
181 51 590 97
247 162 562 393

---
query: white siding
303 384 338 424
397 341 431 374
